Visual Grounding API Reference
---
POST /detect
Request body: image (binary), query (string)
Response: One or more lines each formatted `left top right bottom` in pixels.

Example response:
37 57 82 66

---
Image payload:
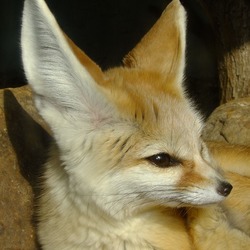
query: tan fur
187 143 250 249
188 205 250 250
207 141 250 177
21 0 250 249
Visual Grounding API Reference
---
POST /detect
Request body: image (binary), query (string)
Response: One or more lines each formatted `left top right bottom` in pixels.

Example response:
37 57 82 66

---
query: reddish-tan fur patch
178 160 206 188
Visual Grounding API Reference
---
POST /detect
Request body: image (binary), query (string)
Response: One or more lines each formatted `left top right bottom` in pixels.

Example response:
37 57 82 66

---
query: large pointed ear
123 0 186 86
21 0 114 150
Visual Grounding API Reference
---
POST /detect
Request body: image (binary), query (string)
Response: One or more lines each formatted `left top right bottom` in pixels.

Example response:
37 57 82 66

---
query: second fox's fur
21 0 250 249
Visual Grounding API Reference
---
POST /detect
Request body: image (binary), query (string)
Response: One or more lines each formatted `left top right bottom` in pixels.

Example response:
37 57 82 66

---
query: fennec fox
21 0 250 249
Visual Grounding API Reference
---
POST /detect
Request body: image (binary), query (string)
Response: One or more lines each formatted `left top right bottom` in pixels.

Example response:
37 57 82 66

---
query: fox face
21 0 232 222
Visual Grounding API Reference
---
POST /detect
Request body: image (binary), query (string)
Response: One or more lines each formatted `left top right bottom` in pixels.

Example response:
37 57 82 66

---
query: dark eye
146 153 180 168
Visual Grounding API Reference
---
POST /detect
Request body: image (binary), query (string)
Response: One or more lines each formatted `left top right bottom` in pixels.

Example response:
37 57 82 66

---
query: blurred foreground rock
0 85 50 249
202 97 250 146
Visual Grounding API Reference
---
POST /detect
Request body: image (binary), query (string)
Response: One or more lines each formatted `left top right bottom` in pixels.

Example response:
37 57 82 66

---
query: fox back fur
21 0 250 249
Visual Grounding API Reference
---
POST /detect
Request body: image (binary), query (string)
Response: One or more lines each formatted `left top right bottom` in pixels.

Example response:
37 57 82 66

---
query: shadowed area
4 90 51 189
3 89 51 249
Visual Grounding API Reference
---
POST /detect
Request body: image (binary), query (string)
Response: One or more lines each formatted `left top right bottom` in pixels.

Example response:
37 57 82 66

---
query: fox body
21 0 250 249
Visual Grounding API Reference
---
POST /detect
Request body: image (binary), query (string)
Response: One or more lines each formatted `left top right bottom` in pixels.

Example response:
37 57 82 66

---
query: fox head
21 0 232 219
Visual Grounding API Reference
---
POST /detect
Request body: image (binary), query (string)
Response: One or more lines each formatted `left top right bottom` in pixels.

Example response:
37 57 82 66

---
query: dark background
0 0 220 116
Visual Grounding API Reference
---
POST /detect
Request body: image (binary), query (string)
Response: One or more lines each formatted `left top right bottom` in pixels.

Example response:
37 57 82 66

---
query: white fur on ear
171 0 187 86
21 0 115 149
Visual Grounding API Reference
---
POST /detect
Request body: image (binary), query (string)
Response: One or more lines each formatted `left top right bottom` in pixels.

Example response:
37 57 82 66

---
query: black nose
217 181 233 197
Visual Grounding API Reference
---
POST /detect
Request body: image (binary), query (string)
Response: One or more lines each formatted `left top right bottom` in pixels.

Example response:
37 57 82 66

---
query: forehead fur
102 67 203 153
103 67 183 118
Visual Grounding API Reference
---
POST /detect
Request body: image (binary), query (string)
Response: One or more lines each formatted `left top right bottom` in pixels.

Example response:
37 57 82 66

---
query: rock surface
0 85 50 250
202 97 250 146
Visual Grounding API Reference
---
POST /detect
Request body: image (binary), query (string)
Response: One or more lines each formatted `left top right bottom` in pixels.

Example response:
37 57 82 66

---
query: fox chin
21 0 250 249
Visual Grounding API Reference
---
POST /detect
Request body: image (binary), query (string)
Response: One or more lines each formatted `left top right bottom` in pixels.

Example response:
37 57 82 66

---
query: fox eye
146 153 179 168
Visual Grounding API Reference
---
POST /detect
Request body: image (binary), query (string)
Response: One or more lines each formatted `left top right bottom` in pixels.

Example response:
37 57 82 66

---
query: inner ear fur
64 33 105 85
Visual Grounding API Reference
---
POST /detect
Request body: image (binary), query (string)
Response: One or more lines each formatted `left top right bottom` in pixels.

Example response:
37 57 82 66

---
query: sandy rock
0 85 50 250
202 97 250 146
